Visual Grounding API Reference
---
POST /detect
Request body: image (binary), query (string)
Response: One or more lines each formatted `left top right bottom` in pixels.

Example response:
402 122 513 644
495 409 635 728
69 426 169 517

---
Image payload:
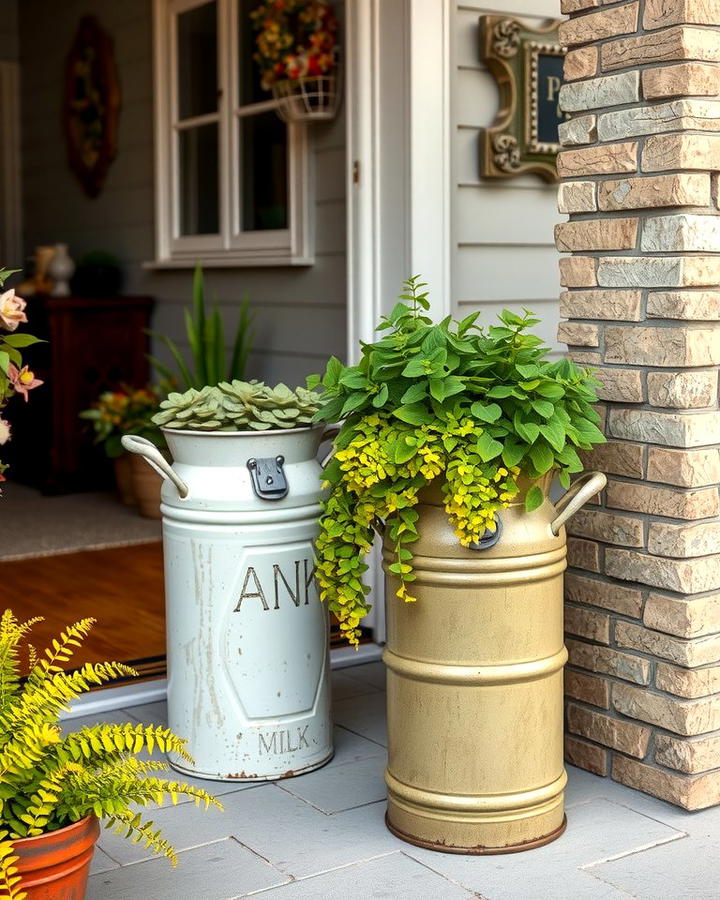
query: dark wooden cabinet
6 295 154 492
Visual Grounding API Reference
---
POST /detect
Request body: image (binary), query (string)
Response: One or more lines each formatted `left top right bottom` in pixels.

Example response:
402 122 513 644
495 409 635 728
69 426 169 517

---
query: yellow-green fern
0 831 24 900
0 611 222 892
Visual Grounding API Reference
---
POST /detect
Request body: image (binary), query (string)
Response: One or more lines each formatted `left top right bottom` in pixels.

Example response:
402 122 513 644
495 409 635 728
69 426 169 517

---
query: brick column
556 0 720 809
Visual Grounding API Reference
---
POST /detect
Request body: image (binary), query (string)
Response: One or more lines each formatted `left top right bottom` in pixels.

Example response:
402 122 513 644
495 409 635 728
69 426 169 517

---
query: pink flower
0 289 28 332
8 364 43 401
0 418 10 445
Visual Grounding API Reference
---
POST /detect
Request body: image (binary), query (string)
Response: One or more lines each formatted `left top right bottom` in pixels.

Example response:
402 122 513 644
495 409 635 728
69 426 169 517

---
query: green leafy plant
148 265 254 391
80 384 167 457
311 276 606 646
152 380 321 431
0 611 221 898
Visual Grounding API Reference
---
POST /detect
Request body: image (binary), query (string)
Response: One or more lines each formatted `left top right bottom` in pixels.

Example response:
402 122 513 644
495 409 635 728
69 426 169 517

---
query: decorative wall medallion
491 19 521 58
63 16 121 198
492 134 521 173
479 16 565 182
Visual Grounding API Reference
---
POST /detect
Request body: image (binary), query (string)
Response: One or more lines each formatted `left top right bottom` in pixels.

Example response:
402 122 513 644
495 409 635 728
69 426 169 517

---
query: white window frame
152 0 313 267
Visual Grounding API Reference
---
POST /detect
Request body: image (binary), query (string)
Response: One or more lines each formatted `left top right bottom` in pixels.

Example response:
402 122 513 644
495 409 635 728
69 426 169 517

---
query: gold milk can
383 471 606 854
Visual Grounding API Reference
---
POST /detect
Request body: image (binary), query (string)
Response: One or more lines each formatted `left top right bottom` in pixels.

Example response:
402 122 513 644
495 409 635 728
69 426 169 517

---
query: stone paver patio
69 661 718 899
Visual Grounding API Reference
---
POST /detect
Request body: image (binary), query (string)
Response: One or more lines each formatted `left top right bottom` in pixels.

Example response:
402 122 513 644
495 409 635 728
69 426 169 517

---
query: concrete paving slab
88 846 119 876
564 765 617 809
402 798 684 900
214 791 407 879
277 753 387 813
332 691 387 747
598 787 720 839
589 832 715 899
244 851 475 900
95 784 268 865
331 668 383 701
87 837 289 900
329 724 387 768
345 660 386 690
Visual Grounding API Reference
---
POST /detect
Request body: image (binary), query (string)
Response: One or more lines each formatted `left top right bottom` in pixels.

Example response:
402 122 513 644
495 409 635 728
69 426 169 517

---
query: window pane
179 124 219 235
238 0 269 106
240 112 288 231
177 1 218 120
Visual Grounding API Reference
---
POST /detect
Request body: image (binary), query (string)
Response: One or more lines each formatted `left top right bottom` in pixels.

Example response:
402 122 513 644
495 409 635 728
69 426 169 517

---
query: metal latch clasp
469 517 502 551
247 455 288 501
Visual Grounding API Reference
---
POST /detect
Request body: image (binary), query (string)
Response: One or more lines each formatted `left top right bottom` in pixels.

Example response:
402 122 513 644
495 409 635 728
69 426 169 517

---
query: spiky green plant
0 612 222 898
148 265 254 390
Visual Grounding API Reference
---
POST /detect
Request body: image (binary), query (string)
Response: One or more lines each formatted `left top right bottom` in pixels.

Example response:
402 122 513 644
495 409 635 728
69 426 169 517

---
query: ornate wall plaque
479 16 565 182
64 16 121 198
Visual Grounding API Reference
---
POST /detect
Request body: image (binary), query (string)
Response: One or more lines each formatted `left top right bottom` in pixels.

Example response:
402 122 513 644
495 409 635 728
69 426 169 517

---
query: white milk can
122 425 334 781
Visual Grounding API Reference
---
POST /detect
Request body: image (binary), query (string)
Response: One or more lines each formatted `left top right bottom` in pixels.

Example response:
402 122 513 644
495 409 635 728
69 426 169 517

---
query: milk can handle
121 434 189 499
550 471 607 536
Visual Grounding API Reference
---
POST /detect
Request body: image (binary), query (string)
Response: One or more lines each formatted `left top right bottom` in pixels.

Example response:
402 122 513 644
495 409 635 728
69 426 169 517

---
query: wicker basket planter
272 74 339 123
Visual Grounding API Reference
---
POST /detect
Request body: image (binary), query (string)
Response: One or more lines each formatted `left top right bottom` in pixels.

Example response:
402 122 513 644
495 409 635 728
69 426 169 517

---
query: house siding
17 0 346 388
452 0 563 354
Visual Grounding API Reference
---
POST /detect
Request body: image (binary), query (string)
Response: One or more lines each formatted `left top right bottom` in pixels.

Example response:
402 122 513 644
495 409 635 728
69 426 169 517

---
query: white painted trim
407 0 453 318
345 0 385 640
152 0 312 265
345 0 381 360
345 0 454 641
60 644 384 718
61 678 168 720
143 254 314 269
346 0 452 325
0 61 23 267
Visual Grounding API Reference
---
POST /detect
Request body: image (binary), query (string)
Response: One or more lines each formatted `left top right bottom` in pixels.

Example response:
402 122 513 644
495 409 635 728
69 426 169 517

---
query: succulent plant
151 381 321 432
152 386 225 431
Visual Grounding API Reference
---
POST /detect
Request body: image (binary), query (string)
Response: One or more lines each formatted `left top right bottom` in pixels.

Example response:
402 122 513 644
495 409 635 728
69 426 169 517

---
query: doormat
0 482 161 561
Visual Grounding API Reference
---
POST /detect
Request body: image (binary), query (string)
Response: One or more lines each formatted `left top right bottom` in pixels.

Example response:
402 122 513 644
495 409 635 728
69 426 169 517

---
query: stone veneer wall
555 0 720 810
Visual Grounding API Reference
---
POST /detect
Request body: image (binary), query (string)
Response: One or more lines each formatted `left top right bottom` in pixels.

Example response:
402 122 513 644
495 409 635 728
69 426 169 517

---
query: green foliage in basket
148 265 254 391
152 380 321 431
0 612 222 899
79 384 166 458
311 276 606 646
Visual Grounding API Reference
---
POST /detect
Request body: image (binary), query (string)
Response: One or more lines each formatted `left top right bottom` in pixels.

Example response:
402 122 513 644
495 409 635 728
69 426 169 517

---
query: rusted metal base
385 812 567 855
169 749 335 783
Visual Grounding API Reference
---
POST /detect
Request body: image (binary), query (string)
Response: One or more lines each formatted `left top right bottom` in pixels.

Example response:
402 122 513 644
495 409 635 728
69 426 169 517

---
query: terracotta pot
14 815 99 899
113 453 137 506
129 451 163 518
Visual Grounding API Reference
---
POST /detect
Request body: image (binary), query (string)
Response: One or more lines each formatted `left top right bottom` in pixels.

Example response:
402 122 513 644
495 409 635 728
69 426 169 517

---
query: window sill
144 254 315 270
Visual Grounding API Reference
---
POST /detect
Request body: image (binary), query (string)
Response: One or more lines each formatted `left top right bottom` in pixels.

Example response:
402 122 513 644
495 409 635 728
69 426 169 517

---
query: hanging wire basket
271 74 340 124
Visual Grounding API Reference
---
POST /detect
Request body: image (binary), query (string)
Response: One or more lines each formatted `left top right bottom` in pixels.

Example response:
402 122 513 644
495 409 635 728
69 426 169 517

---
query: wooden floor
7 542 166 678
